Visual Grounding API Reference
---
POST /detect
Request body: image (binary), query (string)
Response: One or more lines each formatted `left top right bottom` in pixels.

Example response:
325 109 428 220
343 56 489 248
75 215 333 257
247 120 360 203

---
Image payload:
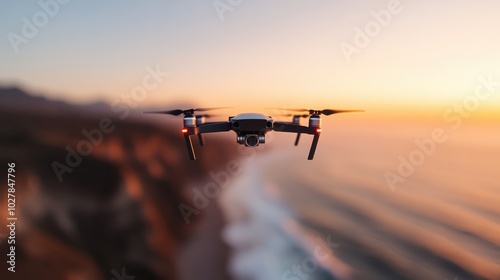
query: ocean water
218 120 500 280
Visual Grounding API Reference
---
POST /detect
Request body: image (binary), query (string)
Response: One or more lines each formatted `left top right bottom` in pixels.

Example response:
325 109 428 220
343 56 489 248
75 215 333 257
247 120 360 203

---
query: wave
218 152 351 280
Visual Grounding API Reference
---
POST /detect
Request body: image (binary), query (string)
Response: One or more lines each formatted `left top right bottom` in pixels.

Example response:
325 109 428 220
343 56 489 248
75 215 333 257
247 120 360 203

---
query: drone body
144 108 363 160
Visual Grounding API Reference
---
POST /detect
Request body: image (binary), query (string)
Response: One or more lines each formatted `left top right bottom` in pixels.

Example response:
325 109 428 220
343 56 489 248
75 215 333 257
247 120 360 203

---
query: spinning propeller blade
280 108 364 116
143 107 231 116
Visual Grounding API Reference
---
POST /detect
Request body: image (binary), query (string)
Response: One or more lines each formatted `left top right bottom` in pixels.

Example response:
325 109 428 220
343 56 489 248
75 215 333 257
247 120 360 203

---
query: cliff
0 87 235 280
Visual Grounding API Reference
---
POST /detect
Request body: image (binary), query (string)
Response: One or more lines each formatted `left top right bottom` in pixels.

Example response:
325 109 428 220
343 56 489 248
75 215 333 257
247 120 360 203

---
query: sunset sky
1 0 499 115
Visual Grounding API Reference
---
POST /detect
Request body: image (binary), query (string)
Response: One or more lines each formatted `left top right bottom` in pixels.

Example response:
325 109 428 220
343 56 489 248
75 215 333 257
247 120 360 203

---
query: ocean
218 119 500 280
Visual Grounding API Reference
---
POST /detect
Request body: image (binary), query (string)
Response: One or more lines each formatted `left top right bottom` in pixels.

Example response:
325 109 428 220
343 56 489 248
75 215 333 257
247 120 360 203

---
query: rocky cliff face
0 87 235 280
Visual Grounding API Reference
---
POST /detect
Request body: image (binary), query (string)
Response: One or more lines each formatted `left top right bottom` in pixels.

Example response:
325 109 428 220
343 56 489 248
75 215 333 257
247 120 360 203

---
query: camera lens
245 135 259 147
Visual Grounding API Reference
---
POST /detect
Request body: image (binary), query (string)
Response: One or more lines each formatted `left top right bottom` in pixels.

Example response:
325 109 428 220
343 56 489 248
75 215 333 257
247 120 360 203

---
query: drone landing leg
294 133 301 146
198 133 204 146
184 134 196 160
307 133 320 160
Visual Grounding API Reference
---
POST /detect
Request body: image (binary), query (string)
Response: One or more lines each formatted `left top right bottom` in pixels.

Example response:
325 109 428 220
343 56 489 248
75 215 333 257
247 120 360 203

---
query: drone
144 108 363 160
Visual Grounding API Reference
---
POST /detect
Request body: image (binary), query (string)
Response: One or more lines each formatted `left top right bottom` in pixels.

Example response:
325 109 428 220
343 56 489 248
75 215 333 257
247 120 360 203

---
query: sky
1 0 500 116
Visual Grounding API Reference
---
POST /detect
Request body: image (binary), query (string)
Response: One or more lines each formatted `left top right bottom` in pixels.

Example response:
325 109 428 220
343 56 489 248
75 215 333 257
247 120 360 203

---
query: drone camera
236 134 263 147
245 134 260 147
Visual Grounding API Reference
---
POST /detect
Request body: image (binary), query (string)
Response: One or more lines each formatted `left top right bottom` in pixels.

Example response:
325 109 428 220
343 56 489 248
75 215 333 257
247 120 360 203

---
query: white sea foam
218 152 350 280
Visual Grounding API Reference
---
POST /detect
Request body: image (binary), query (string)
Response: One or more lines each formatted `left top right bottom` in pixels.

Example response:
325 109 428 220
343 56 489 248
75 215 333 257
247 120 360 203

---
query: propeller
143 107 231 116
279 113 310 118
283 109 364 116
196 114 219 119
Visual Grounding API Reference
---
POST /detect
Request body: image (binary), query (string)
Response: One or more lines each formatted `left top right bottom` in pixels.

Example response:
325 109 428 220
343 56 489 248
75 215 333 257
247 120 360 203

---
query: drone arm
273 122 320 159
273 122 314 134
197 122 232 134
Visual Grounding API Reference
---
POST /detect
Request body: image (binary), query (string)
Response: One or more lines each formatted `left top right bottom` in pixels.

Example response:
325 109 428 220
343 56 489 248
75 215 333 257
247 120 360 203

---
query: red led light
182 128 188 133
316 128 322 133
